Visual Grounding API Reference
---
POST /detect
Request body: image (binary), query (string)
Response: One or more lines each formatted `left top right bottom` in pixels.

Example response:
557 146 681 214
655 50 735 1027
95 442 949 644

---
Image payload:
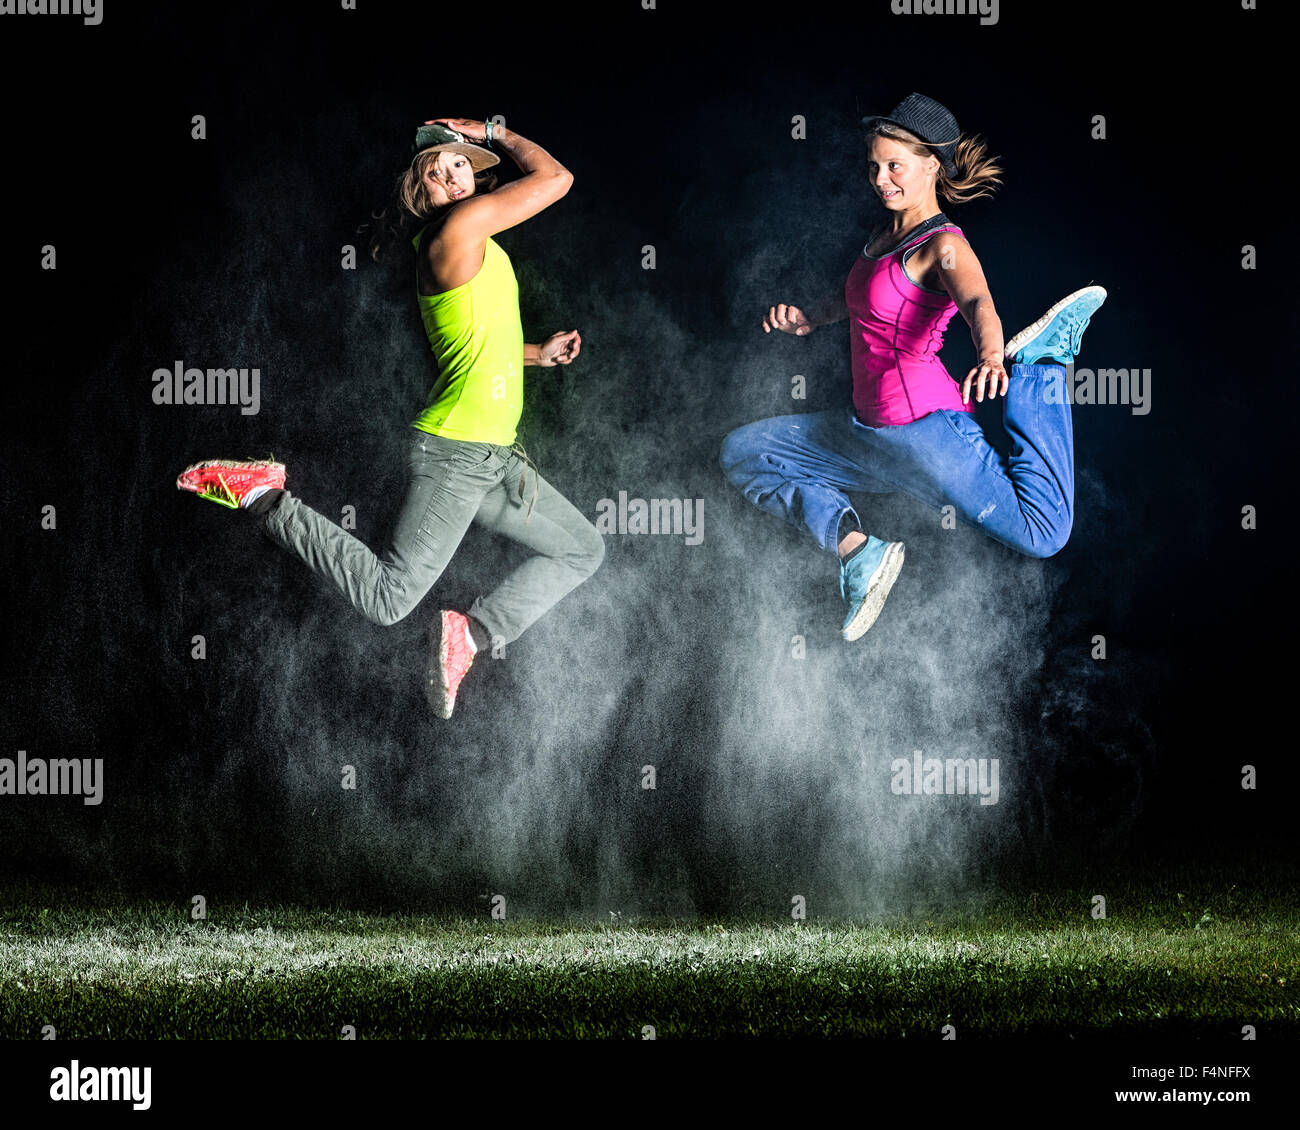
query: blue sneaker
840 535 905 641
1003 285 1107 365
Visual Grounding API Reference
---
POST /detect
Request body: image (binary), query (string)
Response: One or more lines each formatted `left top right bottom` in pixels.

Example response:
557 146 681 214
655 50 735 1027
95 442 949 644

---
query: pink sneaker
426 610 476 719
177 457 286 509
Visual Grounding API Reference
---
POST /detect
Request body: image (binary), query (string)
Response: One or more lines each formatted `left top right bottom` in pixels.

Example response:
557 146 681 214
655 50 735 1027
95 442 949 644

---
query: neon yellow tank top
410 231 524 445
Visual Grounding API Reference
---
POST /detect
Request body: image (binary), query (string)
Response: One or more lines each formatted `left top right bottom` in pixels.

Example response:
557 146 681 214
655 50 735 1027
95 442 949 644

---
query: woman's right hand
763 304 814 336
425 117 489 142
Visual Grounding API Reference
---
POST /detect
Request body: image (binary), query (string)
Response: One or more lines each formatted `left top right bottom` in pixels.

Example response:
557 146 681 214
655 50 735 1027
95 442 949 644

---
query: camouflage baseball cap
412 122 500 172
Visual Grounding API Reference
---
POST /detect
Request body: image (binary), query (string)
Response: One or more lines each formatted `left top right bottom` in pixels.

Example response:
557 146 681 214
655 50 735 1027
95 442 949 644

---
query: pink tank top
844 217 973 427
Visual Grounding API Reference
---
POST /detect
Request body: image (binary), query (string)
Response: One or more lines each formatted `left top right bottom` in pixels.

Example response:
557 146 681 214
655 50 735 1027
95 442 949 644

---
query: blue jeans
263 429 605 641
719 363 1073 558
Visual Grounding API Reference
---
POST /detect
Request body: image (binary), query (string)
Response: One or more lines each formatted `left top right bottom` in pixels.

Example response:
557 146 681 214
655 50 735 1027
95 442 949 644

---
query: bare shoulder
917 229 978 275
929 228 972 255
418 211 485 295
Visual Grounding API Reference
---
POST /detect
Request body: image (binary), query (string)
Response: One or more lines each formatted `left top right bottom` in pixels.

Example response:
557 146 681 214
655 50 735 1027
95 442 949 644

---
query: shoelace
197 474 241 509
1055 294 1099 357
190 454 278 510
510 441 539 522
838 552 856 603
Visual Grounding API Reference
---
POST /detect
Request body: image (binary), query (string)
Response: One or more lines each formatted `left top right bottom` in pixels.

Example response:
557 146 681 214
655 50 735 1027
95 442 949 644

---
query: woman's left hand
425 117 488 142
539 329 581 367
962 356 1008 403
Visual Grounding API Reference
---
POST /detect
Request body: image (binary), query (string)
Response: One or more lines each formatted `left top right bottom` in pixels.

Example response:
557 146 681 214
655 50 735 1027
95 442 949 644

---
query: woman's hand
962 356 1009 403
763 304 814 336
424 117 489 142
537 329 581 367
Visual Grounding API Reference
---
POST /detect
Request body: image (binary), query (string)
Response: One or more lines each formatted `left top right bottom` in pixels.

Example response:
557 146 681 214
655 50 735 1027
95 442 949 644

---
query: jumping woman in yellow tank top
176 118 605 719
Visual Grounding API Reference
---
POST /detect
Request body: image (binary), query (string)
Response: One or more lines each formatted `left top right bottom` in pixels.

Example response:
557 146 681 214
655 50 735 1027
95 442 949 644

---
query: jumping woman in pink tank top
721 93 1107 641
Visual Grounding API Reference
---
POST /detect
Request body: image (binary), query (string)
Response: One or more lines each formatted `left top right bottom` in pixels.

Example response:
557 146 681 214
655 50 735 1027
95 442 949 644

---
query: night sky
1 1 1292 913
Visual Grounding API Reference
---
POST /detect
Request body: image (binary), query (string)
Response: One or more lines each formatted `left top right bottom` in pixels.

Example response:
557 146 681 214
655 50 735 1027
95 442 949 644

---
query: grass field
2 871 1296 1039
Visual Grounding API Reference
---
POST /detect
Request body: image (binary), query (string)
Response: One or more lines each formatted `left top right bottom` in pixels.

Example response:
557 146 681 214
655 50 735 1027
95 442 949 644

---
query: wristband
485 120 495 148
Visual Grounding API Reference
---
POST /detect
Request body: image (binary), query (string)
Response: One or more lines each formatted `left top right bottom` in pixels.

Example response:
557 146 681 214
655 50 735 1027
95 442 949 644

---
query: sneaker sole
176 458 285 487
1003 285 1107 363
425 612 456 720
841 542 905 642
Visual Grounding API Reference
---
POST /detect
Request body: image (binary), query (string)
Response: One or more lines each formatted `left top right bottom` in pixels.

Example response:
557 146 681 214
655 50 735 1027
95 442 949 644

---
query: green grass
1 877 1296 1038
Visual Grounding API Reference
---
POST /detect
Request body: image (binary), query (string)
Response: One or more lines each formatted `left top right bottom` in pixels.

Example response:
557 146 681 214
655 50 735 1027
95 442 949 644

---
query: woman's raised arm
429 117 573 242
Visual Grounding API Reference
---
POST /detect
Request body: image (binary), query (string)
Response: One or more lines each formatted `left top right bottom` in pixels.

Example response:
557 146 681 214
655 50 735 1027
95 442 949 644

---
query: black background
1 1 1293 913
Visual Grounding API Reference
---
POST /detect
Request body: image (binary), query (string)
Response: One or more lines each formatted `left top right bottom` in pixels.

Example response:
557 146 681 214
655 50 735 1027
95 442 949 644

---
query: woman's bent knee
575 521 606 577
368 599 415 628
365 572 425 627
1023 516 1072 559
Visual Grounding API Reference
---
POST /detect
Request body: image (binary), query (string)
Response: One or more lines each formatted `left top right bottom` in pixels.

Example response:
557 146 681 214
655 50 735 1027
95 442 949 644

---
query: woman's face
867 135 938 210
422 151 477 208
